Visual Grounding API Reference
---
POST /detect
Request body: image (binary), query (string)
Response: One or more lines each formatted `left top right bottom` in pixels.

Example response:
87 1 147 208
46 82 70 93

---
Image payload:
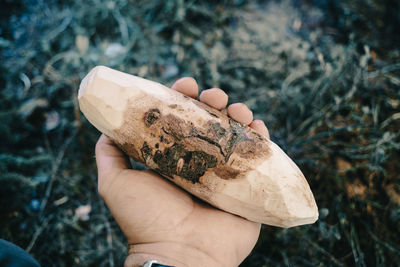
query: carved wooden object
78 66 318 227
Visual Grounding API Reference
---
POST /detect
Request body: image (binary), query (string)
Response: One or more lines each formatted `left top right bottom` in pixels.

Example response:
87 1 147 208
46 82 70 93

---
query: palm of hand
95 78 269 267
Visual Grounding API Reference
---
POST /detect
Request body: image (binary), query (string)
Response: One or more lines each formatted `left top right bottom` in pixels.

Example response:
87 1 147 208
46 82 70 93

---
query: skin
227 103 253 126
96 77 270 267
199 88 229 110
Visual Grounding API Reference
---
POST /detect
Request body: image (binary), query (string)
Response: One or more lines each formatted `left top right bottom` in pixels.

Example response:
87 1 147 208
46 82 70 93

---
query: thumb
95 134 131 186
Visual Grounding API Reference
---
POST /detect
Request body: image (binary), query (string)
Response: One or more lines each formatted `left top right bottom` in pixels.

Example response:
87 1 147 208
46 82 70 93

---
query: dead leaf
54 196 68 206
336 157 352 173
75 35 89 54
75 205 91 221
18 98 48 118
385 184 400 207
45 111 60 131
345 179 367 199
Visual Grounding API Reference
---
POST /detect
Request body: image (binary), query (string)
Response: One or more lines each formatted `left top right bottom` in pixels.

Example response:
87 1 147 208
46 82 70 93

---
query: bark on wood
78 66 319 227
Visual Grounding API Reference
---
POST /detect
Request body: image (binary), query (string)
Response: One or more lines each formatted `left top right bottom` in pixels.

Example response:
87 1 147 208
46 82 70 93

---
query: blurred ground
0 0 399 266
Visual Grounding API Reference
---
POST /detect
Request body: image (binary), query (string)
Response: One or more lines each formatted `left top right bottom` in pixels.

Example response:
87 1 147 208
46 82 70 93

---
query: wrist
124 242 222 267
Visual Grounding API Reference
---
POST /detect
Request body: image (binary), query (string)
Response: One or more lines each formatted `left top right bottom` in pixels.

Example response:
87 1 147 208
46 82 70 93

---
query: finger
171 77 198 99
199 88 228 110
249 120 270 139
95 134 131 185
227 103 253 125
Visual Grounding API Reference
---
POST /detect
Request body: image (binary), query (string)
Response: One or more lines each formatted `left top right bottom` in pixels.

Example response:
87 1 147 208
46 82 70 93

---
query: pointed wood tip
260 142 319 227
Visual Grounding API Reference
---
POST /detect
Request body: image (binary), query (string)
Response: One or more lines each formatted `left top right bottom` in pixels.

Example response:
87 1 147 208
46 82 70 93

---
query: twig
362 221 400 255
304 237 344 266
26 131 77 252
39 130 77 214
26 216 51 253
367 63 400 78
94 175 115 267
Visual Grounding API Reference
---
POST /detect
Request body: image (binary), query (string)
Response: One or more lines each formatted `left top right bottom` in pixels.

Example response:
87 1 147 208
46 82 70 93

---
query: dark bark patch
223 119 246 162
140 142 153 161
126 106 271 183
153 143 217 183
144 108 161 127
208 121 226 139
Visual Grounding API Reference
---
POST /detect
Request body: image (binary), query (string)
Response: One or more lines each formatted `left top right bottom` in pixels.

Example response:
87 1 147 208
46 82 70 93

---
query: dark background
1 0 399 266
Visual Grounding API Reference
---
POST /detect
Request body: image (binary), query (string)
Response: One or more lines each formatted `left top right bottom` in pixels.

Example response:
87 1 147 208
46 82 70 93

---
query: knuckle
95 139 104 155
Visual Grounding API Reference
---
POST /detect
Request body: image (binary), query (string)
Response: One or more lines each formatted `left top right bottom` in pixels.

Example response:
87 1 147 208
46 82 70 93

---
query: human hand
95 77 270 267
